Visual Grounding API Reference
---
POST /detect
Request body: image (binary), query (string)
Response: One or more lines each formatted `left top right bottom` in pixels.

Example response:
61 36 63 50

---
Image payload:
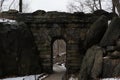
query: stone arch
51 36 67 72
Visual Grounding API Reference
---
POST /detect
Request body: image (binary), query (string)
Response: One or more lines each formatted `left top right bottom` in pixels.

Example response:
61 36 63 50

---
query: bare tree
67 0 113 13
67 1 84 12
12 0 30 13
0 0 5 12
98 0 102 9
19 0 22 12
0 0 30 13
112 0 116 13
9 0 15 10
112 0 120 16
84 0 100 12
67 0 103 12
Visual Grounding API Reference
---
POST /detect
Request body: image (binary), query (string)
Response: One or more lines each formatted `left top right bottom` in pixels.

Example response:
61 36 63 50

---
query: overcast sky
29 0 69 12
2 0 70 12
3 0 112 13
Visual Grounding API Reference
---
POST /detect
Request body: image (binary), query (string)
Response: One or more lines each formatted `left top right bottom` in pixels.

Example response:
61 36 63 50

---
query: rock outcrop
84 15 108 49
0 21 42 77
102 58 120 78
100 17 120 47
79 45 104 80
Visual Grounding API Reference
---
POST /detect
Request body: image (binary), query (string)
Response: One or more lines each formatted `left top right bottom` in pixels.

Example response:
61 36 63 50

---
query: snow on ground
69 75 78 80
58 52 66 56
0 73 48 80
68 77 120 80
102 78 120 80
53 63 66 72
108 20 111 26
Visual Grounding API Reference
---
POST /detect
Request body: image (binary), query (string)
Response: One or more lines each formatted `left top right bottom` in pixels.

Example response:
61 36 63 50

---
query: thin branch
0 0 5 12
9 0 16 10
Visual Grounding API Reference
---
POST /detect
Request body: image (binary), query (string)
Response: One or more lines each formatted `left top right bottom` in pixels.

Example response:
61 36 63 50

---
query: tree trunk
112 0 116 14
98 0 102 9
93 0 99 11
0 0 5 11
19 0 22 12
112 0 120 16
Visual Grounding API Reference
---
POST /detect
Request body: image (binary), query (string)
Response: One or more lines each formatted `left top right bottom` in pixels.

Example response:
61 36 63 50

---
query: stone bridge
0 10 114 77
21 11 94 73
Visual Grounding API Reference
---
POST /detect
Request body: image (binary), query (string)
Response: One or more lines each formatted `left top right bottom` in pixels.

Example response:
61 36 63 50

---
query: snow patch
108 20 111 26
53 63 66 72
59 52 66 56
0 18 16 23
68 74 78 80
102 78 120 80
0 73 48 80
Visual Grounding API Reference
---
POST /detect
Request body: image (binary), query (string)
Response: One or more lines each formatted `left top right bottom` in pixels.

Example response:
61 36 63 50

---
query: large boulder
79 45 104 80
84 15 108 49
0 20 42 77
100 17 120 47
91 48 103 79
102 58 120 78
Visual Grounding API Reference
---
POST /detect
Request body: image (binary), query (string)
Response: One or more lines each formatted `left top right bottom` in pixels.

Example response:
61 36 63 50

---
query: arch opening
52 39 66 72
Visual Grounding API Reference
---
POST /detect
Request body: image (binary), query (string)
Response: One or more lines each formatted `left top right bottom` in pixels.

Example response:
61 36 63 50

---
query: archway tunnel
52 39 66 72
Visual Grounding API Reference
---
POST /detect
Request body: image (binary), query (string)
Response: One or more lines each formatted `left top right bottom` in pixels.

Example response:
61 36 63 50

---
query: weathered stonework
0 10 115 76
26 11 95 73
0 21 42 78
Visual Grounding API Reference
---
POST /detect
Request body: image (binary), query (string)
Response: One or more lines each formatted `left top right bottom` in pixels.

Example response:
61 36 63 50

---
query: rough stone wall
0 22 42 78
25 11 99 73
29 22 89 73
0 10 114 74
